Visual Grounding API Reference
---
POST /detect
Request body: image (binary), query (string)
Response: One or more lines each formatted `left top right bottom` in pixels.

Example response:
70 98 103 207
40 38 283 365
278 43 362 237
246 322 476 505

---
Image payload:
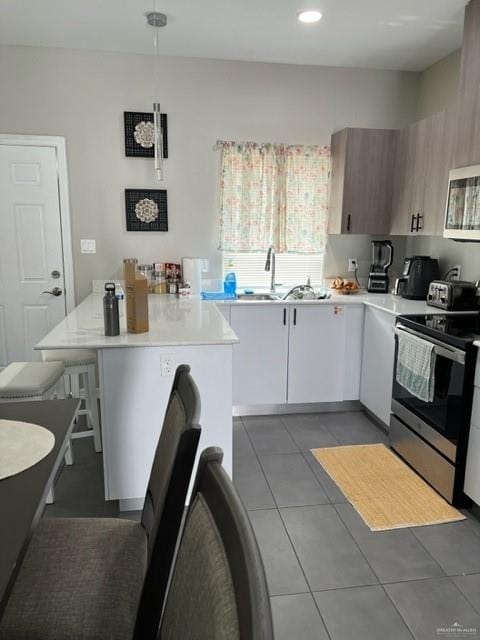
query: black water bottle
103 282 120 336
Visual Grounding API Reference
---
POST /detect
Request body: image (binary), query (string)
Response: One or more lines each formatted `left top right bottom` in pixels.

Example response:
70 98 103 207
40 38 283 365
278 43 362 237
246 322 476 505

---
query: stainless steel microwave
444 165 480 241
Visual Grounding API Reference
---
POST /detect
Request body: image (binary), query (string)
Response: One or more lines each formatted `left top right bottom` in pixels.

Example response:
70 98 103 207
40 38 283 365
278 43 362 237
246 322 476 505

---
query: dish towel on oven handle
396 331 436 403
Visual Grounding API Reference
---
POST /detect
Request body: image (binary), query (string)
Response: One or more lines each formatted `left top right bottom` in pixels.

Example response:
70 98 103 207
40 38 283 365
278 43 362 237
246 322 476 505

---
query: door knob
42 287 63 297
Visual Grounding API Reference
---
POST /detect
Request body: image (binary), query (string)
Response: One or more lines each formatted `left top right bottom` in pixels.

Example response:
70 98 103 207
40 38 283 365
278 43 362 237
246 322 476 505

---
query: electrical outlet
80 239 96 254
161 355 174 377
451 265 462 281
348 258 358 272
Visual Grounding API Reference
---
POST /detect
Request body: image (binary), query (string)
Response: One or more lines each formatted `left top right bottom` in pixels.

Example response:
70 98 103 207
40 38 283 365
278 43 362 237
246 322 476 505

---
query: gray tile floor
46 411 480 640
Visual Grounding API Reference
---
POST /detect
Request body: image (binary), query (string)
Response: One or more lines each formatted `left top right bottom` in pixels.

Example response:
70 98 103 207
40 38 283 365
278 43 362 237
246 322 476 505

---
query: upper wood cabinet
422 108 455 235
390 109 454 236
454 0 480 168
328 128 397 235
454 86 480 168
458 0 480 99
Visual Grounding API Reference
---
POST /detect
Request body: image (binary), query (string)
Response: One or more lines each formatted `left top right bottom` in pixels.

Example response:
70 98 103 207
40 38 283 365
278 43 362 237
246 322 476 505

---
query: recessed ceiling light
297 10 323 24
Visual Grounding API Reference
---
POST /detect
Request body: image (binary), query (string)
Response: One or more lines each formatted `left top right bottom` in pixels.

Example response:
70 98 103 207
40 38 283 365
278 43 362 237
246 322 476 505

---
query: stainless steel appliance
427 280 479 311
390 313 479 505
394 256 440 300
444 165 480 241
367 240 393 293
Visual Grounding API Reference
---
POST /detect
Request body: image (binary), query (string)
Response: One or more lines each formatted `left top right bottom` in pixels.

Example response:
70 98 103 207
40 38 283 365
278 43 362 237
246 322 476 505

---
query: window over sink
222 252 324 288
216 140 330 288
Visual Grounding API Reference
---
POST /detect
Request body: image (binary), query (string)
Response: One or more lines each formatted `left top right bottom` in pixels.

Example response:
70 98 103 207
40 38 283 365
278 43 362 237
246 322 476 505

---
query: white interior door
0 144 67 365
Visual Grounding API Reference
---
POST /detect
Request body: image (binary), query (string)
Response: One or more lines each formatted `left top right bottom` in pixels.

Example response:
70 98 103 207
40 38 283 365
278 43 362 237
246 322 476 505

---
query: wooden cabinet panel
328 129 347 234
458 0 480 99
328 128 396 235
421 108 455 235
454 0 480 168
454 85 480 168
410 118 431 220
391 110 453 236
390 126 416 235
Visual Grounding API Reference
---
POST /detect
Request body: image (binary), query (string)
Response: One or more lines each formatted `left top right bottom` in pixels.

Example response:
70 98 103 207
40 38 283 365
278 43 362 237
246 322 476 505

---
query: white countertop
36 294 239 350
37 291 461 352
218 291 450 317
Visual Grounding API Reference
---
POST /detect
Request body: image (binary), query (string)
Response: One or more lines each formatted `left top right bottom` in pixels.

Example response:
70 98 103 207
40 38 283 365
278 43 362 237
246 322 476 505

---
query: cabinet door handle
283 308 287 325
416 214 423 231
410 214 416 232
347 214 352 233
293 308 297 326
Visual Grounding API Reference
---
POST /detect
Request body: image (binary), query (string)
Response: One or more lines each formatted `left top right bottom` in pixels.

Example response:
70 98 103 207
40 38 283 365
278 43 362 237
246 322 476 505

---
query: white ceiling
0 0 468 71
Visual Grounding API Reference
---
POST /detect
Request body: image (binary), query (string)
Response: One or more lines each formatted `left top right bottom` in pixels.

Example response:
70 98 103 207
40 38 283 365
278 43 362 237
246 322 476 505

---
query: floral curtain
217 140 330 254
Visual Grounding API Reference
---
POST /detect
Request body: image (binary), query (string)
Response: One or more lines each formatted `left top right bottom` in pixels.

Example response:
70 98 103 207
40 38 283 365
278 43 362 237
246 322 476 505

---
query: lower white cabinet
230 302 364 407
359 306 396 426
288 304 364 404
230 304 289 405
465 385 480 504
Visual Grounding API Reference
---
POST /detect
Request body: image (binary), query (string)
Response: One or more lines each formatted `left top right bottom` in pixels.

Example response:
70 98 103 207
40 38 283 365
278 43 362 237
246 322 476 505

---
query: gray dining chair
159 447 273 640
0 364 201 640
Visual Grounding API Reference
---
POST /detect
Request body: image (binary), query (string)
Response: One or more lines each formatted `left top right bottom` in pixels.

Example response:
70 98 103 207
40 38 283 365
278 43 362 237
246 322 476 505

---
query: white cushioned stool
42 349 101 453
0 360 70 503
0 361 65 401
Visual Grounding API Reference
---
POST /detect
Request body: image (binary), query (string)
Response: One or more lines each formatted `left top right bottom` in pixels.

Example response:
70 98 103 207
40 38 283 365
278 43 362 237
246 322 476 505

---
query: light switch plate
201 259 209 273
81 239 96 254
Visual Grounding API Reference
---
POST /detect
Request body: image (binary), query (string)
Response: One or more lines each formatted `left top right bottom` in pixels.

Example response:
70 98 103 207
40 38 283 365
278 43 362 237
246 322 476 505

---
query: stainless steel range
390 313 480 506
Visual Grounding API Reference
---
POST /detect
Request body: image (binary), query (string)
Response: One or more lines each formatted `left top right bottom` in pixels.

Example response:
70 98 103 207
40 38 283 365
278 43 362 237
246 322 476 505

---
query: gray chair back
133 364 201 640
159 447 273 640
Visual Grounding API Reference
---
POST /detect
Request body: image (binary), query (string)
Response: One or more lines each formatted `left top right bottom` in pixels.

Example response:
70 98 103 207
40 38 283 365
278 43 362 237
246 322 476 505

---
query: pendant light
146 9 167 181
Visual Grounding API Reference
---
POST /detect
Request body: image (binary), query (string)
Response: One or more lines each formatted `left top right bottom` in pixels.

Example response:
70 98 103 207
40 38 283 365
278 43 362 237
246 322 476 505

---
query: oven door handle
395 324 466 365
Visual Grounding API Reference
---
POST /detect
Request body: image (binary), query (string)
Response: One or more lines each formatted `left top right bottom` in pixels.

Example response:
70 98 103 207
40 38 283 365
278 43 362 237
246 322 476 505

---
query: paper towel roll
182 258 203 294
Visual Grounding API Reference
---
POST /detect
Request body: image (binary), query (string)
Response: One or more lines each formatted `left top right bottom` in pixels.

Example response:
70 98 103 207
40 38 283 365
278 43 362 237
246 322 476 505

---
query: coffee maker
367 241 393 293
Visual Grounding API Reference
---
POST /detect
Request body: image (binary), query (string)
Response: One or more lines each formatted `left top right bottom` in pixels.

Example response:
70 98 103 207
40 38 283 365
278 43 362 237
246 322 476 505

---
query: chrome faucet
265 245 276 293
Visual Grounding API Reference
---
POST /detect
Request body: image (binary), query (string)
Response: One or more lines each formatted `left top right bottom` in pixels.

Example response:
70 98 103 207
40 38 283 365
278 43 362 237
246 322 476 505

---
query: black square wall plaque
125 189 168 232
124 111 168 158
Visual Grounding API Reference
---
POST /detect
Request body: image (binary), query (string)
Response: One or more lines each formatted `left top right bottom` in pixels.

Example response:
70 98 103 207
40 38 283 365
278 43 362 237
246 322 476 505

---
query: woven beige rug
311 443 465 531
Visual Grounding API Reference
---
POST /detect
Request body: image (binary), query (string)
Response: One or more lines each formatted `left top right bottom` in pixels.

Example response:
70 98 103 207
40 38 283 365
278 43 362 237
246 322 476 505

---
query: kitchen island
37 294 238 510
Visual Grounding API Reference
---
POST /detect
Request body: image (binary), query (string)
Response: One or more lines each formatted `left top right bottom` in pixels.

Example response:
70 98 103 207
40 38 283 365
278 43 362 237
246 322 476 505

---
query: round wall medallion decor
133 121 155 148
134 198 159 223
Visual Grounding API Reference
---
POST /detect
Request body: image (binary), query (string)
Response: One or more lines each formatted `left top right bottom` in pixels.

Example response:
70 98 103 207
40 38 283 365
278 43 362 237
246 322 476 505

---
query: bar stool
0 361 66 403
0 361 70 503
42 349 102 453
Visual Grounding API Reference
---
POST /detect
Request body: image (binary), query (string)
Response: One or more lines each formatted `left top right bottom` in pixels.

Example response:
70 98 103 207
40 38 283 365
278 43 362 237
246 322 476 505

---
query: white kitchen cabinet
287 304 364 404
465 383 480 504
230 304 289 406
359 305 396 426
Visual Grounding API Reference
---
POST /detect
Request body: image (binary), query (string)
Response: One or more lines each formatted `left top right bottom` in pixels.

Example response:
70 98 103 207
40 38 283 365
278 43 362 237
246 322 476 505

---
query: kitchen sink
236 293 280 301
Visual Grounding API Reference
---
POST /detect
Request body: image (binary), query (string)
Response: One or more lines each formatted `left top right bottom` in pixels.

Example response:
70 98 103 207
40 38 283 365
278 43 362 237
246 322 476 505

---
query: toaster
427 280 479 311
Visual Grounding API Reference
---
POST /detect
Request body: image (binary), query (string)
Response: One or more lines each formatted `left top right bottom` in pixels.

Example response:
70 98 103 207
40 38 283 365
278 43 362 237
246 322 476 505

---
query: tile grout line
241 416 334 509
275 506 334 640
403 526 449 579
240 416 326 609
449 579 480 617
331 506 419 640
239 416 280 510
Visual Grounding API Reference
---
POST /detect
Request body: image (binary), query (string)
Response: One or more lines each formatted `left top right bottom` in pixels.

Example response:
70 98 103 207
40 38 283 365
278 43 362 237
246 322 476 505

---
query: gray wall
416 49 461 119
0 45 419 300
